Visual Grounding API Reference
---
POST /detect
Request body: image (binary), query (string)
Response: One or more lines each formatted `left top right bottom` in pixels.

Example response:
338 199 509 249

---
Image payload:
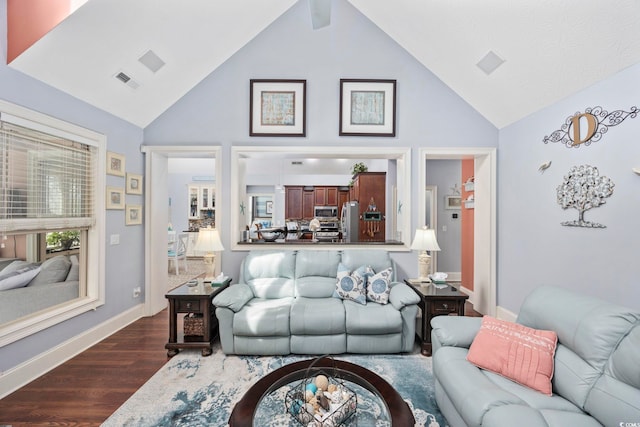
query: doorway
418 148 497 316
142 146 221 317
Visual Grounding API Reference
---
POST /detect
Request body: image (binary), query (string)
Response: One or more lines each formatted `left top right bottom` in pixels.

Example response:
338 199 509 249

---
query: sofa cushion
366 267 392 304
28 255 72 287
2 260 31 273
0 264 41 291
241 251 296 298
341 250 394 280
344 299 402 334
232 297 293 336
66 255 80 282
295 250 340 279
290 297 346 335
334 263 367 305
296 277 337 298
467 316 557 395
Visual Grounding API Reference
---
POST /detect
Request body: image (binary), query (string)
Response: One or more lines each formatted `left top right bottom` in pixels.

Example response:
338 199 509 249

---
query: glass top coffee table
228 357 414 426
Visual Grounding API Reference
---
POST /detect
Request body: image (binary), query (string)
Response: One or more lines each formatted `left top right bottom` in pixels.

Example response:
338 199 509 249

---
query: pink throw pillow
466 316 558 395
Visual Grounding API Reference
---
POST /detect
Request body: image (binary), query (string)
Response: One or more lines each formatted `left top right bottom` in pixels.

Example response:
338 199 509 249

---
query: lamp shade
194 226 224 253
410 227 441 251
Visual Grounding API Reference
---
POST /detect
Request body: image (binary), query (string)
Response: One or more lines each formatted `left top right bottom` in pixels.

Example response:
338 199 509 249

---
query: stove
316 218 340 241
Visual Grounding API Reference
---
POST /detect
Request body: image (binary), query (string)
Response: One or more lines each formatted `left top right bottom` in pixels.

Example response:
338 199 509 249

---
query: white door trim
418 147 497 316
141 145 221 317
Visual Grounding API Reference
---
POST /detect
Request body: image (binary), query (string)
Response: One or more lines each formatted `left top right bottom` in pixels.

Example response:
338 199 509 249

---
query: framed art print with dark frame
250 79 306 137
340 79 396 136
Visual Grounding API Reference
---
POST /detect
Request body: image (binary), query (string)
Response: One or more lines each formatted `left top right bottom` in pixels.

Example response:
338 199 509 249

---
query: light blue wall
0 1 145 372
144 0 498 281
426 160 462 273
498 62 640 312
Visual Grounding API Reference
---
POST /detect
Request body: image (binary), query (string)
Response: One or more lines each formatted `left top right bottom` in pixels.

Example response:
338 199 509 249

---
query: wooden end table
404 279 469 357
165 277 231 357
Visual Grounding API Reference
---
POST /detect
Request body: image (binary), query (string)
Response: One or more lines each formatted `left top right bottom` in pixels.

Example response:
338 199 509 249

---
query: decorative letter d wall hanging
543 105 638 148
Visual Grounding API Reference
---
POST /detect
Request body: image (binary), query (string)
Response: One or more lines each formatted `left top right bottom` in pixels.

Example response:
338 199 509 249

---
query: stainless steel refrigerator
341 201 359 242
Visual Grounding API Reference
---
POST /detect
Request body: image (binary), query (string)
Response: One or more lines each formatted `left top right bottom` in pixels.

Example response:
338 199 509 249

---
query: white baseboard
496 305 517 322
0 304 145 399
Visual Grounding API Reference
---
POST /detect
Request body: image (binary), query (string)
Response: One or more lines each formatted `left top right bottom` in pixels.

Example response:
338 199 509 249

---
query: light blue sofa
431 286 640 427
212 249 420 355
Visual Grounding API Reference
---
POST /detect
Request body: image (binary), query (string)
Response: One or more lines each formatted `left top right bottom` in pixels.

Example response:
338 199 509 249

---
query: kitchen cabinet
188 185 215 220
302 190 315 219
338 189 350 216
285 186 303 219
188 186 199 219
314 186 338 206
350 172 386 242
200 186 215 210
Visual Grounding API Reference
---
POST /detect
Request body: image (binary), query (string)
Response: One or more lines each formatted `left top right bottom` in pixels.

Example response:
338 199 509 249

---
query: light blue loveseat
431 285 640 427
212 249 420 355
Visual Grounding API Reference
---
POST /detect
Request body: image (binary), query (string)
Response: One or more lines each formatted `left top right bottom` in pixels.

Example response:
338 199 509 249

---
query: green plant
47 230 80 249
351 162 368 175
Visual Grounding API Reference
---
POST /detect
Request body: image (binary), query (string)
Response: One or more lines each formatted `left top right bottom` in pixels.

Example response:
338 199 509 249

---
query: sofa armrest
212 283 254 312
388 282 421 310
431 315 482 349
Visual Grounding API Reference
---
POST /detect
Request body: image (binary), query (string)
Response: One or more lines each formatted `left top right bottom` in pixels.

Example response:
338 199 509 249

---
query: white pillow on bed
0 264 41 291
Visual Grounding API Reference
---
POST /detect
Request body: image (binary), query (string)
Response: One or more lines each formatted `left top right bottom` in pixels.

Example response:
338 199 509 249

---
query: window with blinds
0 120 96 233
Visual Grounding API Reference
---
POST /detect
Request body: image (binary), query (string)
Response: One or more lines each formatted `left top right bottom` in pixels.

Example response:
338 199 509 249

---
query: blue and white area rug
103 343 447 427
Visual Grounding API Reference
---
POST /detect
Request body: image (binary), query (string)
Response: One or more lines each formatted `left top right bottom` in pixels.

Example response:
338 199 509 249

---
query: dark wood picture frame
250 79 306 137
340 79 396 137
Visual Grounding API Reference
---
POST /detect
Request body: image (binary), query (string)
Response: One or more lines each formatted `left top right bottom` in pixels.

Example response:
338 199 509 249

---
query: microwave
314 206 338 218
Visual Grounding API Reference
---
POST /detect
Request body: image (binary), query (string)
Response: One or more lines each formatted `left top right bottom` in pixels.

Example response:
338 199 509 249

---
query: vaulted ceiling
8 0 640 129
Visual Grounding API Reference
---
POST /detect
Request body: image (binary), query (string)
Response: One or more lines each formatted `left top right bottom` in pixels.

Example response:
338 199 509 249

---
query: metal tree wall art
556 165 614 228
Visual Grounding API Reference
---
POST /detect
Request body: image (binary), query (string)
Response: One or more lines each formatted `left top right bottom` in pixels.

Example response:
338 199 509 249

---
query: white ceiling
8 0 640 129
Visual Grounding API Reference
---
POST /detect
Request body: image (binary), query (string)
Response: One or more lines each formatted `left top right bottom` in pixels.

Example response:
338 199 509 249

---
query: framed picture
126 173 143 195
445 195 462 210
266 201 273 215
106 186 125 210
125 205 143 225
106 151 126 177
250 79 306 136
340 79 396 136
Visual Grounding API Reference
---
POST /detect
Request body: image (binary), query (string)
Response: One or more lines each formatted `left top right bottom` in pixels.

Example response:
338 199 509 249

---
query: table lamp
410 226 441 282
194 226 224 282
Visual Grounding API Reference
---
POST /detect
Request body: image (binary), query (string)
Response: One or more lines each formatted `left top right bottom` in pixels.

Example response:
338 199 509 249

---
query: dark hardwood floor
0 309 170 427
0 298 482 426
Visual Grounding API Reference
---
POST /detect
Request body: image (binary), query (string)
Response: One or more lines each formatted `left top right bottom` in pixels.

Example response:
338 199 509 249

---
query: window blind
0 120 96 232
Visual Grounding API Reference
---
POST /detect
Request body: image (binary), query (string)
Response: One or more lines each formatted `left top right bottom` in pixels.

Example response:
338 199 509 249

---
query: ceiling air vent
291 161 303 165
114 71 140 89
138 49 165 73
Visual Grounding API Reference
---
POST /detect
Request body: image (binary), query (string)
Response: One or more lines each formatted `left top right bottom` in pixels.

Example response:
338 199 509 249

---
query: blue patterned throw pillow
366 267 392 304
334 263 367 305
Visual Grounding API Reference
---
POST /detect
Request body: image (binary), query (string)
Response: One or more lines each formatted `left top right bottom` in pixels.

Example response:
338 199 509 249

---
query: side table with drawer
165 277 231 357
404 279 469 356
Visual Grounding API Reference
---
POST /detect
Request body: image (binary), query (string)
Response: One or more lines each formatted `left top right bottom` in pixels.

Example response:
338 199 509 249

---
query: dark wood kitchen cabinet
338 189 350 216
314 186 338 206
302 189 315 219
285 186 303 219
350 172 386 242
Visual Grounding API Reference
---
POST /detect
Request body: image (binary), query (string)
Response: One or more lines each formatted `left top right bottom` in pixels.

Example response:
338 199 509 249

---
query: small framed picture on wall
445 195 462 210
106 151 126 177
125 205 143 225
126 173 143 195
106 186 125 210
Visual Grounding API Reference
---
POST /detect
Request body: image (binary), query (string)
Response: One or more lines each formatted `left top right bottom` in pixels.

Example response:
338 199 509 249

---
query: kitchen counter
237 239 403 245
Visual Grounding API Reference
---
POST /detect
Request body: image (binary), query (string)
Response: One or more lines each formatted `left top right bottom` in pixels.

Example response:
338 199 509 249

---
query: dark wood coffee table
228 357 414 426
405 279 469 356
